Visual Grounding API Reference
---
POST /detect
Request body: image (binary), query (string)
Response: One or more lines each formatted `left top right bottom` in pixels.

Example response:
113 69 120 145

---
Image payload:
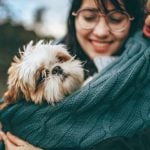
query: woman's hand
0 131 42 150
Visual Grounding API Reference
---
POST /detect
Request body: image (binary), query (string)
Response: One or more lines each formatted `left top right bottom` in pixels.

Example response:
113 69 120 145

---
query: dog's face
3 41 84 105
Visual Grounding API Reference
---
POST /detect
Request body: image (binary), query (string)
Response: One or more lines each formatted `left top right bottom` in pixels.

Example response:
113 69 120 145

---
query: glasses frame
72 9 134 32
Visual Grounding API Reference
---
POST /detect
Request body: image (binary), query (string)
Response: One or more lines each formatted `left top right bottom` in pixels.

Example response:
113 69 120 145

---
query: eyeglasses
72 9 134 32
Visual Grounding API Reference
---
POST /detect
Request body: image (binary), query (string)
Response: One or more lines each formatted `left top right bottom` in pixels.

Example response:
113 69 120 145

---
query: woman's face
75 0 131 59
143 0 150 38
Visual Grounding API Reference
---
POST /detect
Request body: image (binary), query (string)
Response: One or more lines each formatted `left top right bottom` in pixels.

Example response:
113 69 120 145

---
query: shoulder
125 31 150 49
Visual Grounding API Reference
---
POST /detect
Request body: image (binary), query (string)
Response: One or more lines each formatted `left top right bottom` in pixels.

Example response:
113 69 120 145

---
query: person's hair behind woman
62 0 145 79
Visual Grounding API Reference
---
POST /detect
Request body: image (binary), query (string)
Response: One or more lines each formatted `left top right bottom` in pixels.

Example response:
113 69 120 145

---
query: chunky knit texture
0 32 150 149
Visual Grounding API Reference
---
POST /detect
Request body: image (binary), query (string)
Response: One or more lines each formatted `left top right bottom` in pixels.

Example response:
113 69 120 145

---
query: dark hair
62 0 145 78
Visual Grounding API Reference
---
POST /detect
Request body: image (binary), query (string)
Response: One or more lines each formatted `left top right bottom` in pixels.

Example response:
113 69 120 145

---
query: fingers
6 132 27 146
0 131 7 142
6 132 43 150
0 131 43 150
0 131 14 147
0 131 23 150
0 131 26 146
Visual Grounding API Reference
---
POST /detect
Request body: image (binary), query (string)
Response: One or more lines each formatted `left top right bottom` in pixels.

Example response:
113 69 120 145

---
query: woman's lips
90 40 112 53
143 25 150 38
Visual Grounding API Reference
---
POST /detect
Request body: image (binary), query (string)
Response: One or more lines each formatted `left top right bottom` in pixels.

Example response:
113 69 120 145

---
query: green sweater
0 32 150 150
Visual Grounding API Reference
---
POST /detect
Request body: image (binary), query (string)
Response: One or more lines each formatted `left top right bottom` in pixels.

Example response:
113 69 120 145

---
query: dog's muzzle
52 66 63 75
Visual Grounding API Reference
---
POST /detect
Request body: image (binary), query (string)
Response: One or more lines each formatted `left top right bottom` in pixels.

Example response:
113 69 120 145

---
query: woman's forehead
80 0 123 9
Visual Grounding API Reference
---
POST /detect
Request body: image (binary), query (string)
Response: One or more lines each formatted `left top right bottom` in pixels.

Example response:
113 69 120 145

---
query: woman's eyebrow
79 7 119 12
80 7 99 11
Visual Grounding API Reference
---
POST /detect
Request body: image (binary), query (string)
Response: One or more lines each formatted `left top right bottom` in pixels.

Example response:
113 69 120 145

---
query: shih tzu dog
0 41 84 109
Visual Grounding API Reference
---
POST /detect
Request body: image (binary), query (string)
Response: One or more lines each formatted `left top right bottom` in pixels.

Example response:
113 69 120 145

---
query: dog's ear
0 80 21 109
0 81 23 109
0 59 22 109
56 51 72 62
3 85 20 104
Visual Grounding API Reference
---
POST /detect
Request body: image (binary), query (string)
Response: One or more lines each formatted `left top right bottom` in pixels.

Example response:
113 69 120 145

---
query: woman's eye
110 17 123 23
83 16 97 22
109 15 125 24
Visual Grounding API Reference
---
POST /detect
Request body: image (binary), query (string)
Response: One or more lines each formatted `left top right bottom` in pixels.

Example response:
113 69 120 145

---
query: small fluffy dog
0 41 84 109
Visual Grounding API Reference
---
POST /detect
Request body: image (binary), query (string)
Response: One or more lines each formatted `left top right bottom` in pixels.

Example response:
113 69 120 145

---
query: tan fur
0 41 84 109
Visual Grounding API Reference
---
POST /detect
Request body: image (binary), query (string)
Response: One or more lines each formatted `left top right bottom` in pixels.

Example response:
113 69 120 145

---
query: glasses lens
76 9 130 31
107 11 129 31
78 10 99 29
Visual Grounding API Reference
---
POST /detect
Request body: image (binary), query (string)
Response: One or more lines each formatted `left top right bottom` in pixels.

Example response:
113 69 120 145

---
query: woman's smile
75 0 131 58
90 39 113 53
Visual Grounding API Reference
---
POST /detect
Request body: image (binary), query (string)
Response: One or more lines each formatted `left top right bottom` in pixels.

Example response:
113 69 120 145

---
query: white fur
2 41 84 106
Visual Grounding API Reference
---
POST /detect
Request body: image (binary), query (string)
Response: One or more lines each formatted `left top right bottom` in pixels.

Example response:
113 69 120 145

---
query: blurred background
0 0 71 97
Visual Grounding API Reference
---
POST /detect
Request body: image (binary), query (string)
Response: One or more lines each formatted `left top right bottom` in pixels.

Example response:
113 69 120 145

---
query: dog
0 41 84 109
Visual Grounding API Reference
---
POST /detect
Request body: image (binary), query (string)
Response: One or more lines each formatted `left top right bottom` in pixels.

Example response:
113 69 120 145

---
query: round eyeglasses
72 9 134 32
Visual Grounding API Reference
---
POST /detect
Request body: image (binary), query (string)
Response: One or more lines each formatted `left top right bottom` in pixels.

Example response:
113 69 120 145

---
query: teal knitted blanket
0 32 150 149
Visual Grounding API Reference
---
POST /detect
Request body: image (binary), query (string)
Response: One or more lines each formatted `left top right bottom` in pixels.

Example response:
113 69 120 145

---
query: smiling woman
61 0 145 78
73 0 132 58
0 0 150 150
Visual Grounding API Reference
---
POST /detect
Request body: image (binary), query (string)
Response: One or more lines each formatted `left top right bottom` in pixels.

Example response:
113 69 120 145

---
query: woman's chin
143 25 150 38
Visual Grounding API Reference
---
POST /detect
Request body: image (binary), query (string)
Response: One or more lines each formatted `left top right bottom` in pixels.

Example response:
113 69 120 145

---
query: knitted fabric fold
0 32 150 149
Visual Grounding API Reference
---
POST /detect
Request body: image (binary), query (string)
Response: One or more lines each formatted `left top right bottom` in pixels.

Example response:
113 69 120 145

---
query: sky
0 0 71 38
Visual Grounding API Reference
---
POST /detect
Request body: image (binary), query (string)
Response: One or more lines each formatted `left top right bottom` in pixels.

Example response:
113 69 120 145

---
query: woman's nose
92 18 111 37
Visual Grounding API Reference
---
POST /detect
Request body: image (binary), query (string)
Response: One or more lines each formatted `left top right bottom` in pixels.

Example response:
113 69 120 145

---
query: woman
0 0 150 150
62 0 144 77
143 0 150 38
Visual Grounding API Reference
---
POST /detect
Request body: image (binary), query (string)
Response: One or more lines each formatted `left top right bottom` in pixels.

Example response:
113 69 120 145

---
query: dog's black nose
52 66 63 75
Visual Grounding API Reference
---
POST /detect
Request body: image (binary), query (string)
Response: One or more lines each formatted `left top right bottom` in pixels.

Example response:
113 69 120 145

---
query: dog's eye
36 69 49 86
45 69 50 77
41 69 49 79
